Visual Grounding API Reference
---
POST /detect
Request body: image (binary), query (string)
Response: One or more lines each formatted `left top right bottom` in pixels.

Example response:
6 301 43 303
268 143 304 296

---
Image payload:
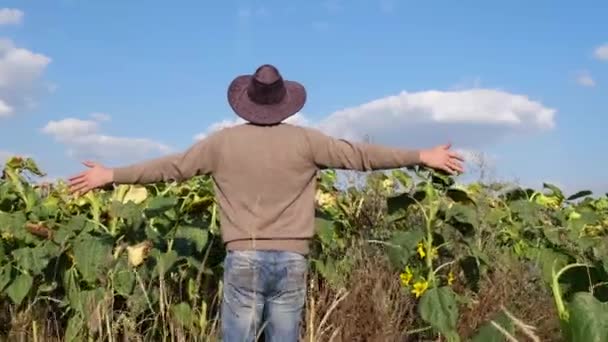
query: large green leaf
419 286 460 341
509 199 542 224
446 188 476 205
567 190 593 202
72 234 113 283
59 215 95 238
12 241 59 274
12 247 51 274
564 292 608 342
52 222 76 245
175 225 208 253
430 170 455 190
112 258 135 297
145 196 178 217
446 203 478 236
1 211 37 244
386 193 417 222
154 249 178 276
109 201 142 222
5 273 33 304
386 229 424 269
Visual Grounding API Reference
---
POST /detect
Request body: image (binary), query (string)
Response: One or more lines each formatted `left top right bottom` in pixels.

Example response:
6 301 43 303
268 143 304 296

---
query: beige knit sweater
112 123 421 254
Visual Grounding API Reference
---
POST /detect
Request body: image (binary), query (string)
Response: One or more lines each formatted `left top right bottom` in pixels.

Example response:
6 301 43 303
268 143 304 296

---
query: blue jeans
221 250 308 342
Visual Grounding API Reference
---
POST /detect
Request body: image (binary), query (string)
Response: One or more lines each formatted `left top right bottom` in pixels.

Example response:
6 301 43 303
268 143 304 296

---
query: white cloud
0 38 51 118
43 118 100 140
193 113 310 140
316 89 555 148
576 71 596 87
594 43 608 61
42 115 171 162
0 8 23 26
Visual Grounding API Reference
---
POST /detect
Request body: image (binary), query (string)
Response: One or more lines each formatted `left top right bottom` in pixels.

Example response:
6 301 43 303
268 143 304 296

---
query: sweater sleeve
112 132 219 184
303 128 421 171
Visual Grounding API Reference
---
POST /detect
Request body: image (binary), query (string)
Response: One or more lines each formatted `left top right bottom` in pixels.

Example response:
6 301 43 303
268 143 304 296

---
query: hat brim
227 75 306 125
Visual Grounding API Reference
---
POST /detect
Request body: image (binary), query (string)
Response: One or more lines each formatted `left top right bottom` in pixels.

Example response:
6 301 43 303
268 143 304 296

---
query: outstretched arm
68 134 218 194
303 128 464 174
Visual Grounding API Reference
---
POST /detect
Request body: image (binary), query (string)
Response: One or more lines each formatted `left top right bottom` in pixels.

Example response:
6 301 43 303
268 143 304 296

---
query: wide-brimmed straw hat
227 64 306 125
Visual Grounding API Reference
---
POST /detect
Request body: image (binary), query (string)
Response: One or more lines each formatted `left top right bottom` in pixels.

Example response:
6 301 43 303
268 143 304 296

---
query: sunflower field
0 155 607 341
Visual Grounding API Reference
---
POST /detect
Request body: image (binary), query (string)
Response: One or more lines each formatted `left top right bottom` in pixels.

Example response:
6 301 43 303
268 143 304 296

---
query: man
68 64 464 341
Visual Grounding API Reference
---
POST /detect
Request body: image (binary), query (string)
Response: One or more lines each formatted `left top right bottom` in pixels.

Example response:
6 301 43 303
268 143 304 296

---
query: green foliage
0 156 606 340
0 157 223 340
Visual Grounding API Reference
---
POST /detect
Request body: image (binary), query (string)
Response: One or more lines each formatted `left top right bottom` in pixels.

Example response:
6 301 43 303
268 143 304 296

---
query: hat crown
247 64 286 105
253 64 282 84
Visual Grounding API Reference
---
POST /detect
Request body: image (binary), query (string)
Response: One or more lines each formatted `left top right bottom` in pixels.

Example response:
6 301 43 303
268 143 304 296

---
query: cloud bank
195 88 556 152
316 89 555 148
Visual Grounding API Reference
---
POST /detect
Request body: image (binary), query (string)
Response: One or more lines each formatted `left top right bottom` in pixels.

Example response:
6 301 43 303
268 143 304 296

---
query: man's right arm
111 136 215 185
68 131 220 195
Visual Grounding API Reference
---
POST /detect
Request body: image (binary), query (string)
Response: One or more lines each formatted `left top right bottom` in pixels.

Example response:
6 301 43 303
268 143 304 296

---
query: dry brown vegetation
299 252 561 342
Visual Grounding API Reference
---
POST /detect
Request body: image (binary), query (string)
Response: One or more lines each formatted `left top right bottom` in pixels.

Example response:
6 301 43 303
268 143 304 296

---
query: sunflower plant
383 167 486 341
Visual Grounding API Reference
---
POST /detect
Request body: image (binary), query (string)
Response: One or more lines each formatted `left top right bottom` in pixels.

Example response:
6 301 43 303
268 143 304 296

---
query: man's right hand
419 144 465 175
68 161 114 195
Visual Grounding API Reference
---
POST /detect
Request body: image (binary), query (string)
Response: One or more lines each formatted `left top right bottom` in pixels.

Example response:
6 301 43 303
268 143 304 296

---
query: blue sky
0 0 607 194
